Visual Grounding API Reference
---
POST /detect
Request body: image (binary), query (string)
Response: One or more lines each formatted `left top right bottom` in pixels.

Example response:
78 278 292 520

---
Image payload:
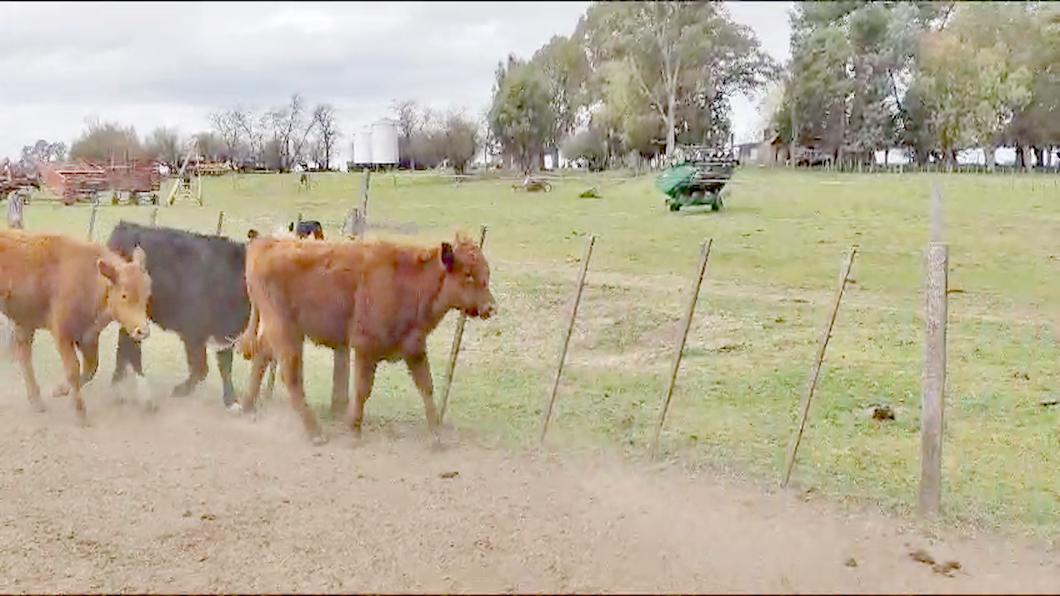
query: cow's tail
232 300 262 360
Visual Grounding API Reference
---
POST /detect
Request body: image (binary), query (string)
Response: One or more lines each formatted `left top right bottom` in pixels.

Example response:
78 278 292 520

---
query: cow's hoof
171 384 193 398
28 400 45 414
310 434 327 446
51 385 71 399
226 402 243 416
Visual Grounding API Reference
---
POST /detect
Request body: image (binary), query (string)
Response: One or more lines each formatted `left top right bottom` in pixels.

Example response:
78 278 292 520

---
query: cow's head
438 231 497 319
98 245 152 342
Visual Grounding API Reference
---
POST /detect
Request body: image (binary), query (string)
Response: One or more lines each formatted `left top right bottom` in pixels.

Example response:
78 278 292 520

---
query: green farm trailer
655 153 737 212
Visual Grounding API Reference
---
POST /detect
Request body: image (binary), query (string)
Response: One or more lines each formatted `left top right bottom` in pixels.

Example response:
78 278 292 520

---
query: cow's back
246 237 364 348
108 221 250 338
246 237 447 354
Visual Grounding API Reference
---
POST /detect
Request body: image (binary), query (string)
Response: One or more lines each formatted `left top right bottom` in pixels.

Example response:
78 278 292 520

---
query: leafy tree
488 57 556 172
532 34 591 155
581 1 775 158
562 125 608 171
782 24 853 162
999 2 1060 168
910 25 1032 170
907 3 1035 170
441 110 481 174
776 1 954 167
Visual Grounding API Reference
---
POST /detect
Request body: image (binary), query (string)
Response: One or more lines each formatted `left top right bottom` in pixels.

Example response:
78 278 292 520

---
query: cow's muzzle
130 326 150 342
470 301 497 320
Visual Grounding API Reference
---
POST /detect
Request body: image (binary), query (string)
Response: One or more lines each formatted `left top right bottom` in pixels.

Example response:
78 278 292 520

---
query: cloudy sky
0 1 793 163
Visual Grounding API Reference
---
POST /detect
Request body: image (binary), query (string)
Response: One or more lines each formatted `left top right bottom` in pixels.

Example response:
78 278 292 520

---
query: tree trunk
1016 145 1026 171
1035 146 1046 170
985 143 996 172
665 91 677 159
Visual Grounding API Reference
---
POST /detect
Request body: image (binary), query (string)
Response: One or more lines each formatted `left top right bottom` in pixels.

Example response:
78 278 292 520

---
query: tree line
771 1 1057 170
14 94 486 175
487 1 777 172
10 2 1057 175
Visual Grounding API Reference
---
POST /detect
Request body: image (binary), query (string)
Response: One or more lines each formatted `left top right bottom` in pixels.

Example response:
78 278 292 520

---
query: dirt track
1 382 1059 594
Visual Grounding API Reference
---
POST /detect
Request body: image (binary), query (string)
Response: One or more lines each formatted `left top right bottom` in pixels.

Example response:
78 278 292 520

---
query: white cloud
0 1 792 160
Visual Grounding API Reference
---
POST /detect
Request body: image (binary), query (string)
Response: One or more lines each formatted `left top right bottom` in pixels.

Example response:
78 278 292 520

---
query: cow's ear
97 258 119 284
441 242 455 271
247 229 260 240
131 246 147 269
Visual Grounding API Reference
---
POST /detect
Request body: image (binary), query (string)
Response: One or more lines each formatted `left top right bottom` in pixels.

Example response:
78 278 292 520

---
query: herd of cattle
0 215 497 445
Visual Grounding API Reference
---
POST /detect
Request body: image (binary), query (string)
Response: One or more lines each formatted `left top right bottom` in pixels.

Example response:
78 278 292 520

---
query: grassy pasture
7 166 1060 539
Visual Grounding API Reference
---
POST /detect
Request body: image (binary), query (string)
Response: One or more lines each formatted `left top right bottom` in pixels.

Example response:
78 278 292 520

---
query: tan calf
0 230 151 422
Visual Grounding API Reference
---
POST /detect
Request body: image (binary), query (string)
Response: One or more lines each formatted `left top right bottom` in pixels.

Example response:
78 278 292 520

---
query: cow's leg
346 352 377 437
216 348 236 408
330 345 350 418
405 353 442 442
236 350 271 417
55 337 86 424
77 336 100 386
277 342 323 443
12 329 43 413
111 328 144 384
111 328 146 405
173 338 208 397
264 361 277 400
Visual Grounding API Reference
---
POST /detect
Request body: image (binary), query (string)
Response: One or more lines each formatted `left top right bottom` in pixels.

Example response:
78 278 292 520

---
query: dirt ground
1 381 1059 594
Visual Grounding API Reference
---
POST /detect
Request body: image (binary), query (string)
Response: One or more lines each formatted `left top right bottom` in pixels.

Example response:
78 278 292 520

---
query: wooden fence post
781 246 858 488
649 238 713 460
540 234 596 444
149 206 158 227
6 191 24 229
86 198 99 241
216 210 224 235
920 180 948 517
361 168 371 221
920 242 949 517
438 224 489 423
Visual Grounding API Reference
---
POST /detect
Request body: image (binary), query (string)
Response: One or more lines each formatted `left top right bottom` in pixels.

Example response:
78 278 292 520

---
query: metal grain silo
370 118 399 166
352 126 373 167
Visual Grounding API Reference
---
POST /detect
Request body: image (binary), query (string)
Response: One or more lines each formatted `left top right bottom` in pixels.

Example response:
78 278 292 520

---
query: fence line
8 182 1037 529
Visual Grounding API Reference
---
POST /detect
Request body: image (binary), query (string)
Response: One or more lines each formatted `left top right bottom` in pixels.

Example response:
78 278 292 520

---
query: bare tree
208 109 244 161
20 139 66 166
310 103 342 170
268 93 315 171
144 127 183 169
391 99 420 168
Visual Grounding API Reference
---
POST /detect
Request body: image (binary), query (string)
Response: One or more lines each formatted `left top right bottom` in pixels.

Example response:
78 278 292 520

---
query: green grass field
9 166 1060 540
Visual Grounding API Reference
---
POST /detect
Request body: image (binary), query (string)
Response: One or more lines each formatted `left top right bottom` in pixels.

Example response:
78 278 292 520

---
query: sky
0 1 794 164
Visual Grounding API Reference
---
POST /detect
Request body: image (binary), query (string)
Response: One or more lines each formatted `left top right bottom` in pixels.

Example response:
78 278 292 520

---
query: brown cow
0 229 152 422
232 231 496 443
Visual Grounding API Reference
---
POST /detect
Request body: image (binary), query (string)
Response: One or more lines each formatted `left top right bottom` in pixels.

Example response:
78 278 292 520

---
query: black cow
288 220 325 240
107 221 254 407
